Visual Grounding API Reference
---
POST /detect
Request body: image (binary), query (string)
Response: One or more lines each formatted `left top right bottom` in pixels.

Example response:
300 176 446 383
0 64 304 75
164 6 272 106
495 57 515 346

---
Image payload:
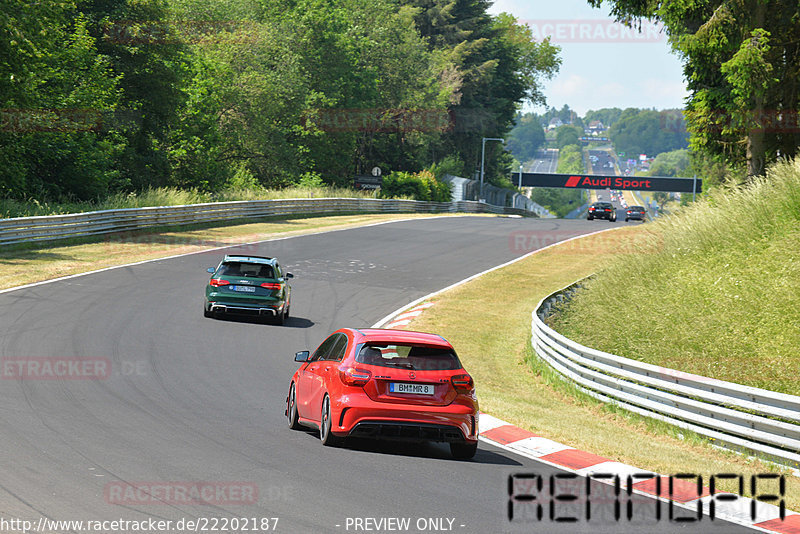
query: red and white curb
384 302 434 329
478 413 799 533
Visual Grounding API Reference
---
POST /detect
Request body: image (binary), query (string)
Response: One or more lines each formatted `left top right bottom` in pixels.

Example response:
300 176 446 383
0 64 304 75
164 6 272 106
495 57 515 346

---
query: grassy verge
582 146 592 173
403 225 798 510
0 185 383 219
0 212 468 291
549 158 800 395
556 145 584 174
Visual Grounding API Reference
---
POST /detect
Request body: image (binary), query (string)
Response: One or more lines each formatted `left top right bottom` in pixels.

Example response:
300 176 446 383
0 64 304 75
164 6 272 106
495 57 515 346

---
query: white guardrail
532 280 800 470
0 198 535 246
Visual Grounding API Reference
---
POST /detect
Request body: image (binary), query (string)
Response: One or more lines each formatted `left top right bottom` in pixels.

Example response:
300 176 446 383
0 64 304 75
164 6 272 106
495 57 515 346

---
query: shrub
427 155 465 180
379 170 452 202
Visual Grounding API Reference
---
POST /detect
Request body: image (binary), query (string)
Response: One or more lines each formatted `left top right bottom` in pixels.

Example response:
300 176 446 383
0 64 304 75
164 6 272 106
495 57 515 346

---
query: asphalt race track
526 149 558 174
0 216 750 533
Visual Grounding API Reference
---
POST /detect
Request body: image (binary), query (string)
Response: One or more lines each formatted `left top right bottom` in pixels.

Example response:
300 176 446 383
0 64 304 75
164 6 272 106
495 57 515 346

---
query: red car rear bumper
331 394 478 443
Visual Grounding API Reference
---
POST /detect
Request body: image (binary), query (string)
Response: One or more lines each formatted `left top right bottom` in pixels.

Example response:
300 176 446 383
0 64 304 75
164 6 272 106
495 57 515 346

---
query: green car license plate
232 285 256 293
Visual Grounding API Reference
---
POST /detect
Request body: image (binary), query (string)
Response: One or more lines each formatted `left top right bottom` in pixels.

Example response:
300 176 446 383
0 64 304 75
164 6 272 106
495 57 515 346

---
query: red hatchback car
286 328 479 459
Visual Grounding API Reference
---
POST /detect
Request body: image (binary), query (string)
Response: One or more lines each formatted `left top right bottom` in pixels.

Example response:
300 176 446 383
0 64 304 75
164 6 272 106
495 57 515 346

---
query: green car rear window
219 262 274 278
356 344 461 370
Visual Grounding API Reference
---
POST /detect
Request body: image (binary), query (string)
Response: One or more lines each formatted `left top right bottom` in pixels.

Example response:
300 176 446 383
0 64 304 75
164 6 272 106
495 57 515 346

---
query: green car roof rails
223 255 273 263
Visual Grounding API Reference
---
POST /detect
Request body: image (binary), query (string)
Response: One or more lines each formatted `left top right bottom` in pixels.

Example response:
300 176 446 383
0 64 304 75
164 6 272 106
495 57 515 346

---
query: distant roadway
587 149 648 224
527 148 559 174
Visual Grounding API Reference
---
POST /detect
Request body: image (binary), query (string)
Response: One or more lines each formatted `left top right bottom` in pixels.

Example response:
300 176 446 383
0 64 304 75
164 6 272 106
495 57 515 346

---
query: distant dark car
625 206 646 222
587 202 616 222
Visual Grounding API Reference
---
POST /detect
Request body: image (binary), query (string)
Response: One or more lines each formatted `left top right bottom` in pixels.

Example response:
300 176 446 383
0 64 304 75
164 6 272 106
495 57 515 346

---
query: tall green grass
0 186 381 219
549 157 800 395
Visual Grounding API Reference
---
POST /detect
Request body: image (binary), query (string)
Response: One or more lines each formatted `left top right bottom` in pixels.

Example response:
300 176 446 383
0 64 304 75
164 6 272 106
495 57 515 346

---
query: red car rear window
356 344 461 371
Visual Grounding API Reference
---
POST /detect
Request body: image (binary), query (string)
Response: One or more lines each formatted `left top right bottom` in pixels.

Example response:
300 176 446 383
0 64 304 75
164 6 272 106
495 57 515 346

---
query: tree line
507 106 688 163
589 0 800 180
0 0 560 202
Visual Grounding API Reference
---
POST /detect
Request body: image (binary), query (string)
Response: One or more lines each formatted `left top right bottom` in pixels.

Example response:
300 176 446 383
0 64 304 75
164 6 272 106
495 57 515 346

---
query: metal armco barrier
0 198 535 247
532 281 800 469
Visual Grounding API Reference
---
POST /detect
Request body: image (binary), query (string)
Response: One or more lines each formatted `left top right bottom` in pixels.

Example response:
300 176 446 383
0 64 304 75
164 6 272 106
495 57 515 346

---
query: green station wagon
204 255 293 324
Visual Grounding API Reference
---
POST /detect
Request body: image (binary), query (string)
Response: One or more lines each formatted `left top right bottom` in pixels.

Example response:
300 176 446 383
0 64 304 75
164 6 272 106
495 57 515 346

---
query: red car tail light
451 374 474 391
209 279 230 287
260 282 281 290
339 366 372 387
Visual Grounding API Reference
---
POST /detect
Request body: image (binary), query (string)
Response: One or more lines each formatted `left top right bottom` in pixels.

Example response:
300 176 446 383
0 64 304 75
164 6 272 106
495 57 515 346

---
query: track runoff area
519 172 702 194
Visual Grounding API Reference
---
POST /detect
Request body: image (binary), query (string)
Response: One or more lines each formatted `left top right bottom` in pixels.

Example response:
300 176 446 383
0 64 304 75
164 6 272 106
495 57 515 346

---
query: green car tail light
260 282 281 290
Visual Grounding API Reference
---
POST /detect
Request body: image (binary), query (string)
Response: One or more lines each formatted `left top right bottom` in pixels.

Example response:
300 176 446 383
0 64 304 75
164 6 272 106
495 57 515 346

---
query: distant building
548 118 564 130
588 120 605 132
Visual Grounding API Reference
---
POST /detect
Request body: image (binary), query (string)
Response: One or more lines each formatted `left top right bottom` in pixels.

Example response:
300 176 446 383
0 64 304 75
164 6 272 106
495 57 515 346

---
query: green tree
648 149 690 177
428 154 465 180
555 125 582 149
78 0 189 191
609 109 688 157
400 1 560 184
529 144 585 218
556 144 584 173
0 2 123 199
507 113 546 162
588 0 800 179
379 169 451 201
169 17 310 189
583 107 622 129
555 104 583 128
0 0 563 204
540 104 581 129
267 0 446 184
528 187 583 217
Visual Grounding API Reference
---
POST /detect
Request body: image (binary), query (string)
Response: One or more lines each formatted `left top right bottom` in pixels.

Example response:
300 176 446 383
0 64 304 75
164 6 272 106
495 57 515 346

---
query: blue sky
488 0 689 116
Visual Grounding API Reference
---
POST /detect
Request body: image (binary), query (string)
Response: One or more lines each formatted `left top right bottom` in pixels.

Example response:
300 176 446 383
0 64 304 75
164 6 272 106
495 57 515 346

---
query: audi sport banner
520 173 702 193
